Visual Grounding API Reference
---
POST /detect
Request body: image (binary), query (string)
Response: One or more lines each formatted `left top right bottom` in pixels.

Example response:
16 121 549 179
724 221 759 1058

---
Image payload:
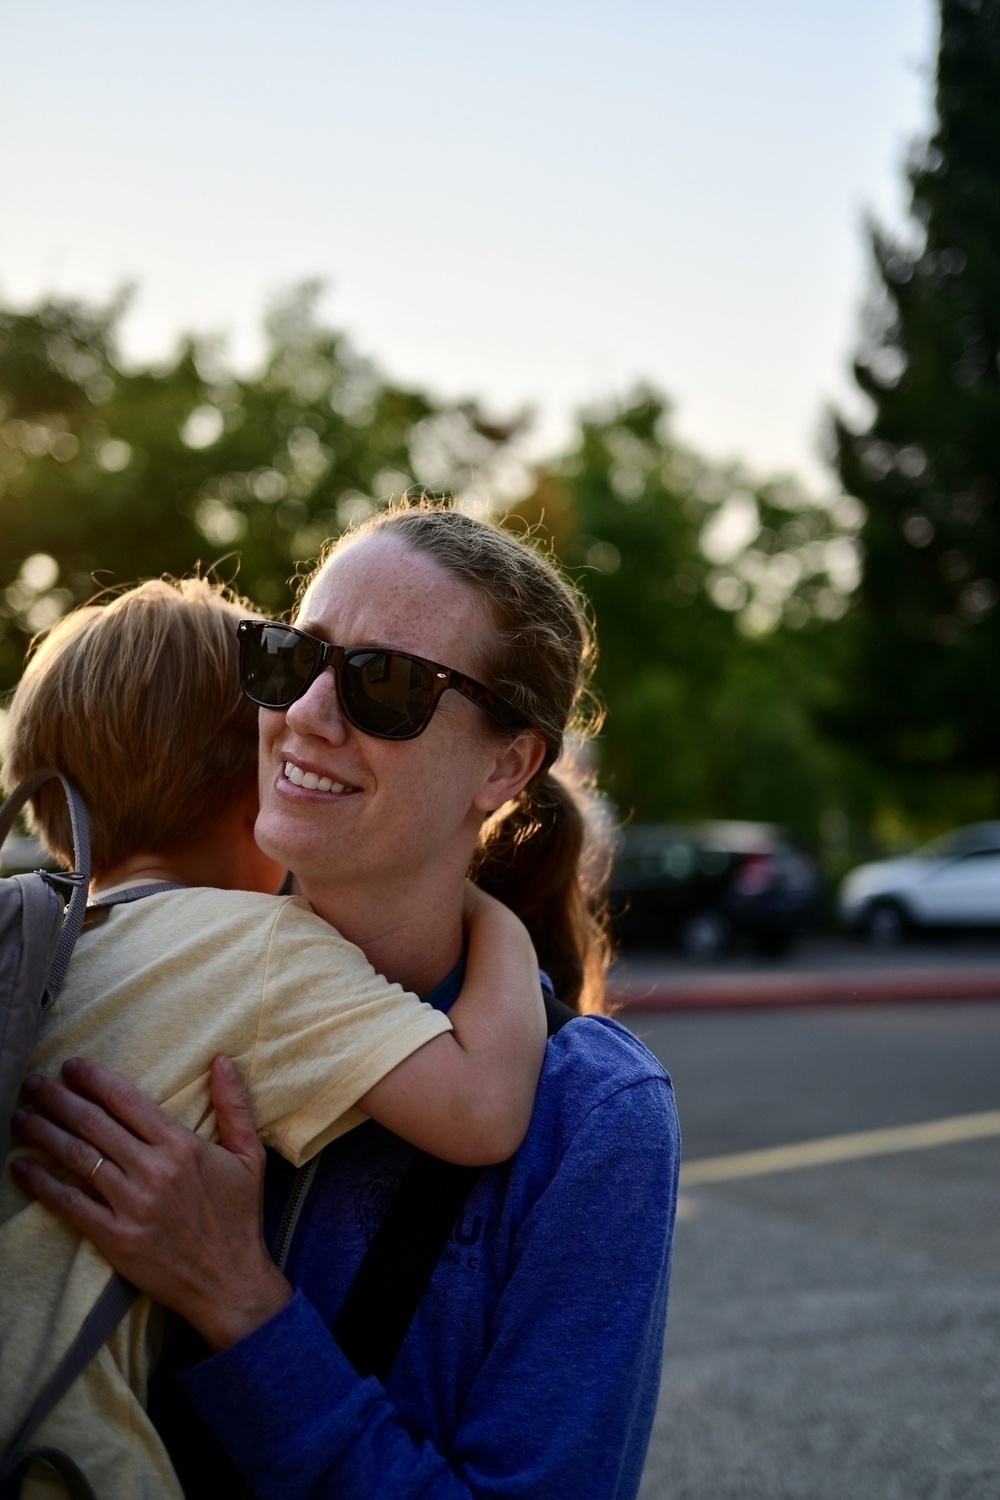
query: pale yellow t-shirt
0 885 452 1499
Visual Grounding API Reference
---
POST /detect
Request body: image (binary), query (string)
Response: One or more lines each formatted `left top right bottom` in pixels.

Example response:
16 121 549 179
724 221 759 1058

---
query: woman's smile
280 757 361 796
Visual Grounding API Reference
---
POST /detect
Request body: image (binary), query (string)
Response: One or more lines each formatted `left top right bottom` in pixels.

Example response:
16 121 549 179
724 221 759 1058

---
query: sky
0 1 936 490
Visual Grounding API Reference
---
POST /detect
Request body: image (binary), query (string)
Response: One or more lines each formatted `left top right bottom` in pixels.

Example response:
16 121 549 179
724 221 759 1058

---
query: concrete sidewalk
608 966 1000 1010
607 938 1000 1010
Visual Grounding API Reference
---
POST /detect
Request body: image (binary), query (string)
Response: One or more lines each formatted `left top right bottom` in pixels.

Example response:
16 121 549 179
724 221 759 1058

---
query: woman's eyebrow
297 622 410 653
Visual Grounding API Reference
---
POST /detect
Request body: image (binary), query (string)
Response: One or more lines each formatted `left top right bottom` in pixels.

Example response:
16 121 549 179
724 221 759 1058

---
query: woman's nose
285 666 349 742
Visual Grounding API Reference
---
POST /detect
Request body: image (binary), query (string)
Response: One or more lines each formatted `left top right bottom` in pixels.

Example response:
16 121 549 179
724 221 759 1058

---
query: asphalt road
622 1000 1000 1500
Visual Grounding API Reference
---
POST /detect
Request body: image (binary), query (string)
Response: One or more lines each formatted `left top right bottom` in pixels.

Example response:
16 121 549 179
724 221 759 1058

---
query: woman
1 576 544 1500
16 503 681 1499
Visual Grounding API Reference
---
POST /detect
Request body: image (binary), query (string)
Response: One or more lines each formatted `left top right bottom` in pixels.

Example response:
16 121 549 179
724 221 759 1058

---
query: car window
918 831 966 859
660 844 696 879
616 843 696 882
697 848 730 877
920 827 1000 860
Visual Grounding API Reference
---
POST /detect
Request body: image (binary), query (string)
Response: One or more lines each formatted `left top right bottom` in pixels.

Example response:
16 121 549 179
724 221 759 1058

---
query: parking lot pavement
625 1003 1000 1500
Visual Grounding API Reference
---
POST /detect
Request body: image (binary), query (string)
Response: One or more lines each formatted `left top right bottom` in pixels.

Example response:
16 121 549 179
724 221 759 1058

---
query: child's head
2 577 261 875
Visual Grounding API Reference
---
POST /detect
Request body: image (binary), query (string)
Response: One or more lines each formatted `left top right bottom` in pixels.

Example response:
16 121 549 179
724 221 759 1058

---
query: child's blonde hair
2 578 261 874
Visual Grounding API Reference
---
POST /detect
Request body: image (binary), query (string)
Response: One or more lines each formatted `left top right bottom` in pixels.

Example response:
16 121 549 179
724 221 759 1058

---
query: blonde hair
2 578 260 873
303 500 611 1012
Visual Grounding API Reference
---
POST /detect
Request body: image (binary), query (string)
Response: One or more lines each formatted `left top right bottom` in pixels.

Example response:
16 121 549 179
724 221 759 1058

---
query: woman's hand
12 1054 293 1351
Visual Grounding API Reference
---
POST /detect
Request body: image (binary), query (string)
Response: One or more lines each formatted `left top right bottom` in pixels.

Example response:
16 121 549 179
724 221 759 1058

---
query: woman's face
255 532 539 899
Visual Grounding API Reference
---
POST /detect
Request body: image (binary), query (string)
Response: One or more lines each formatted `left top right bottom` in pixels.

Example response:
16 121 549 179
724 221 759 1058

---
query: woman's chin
254 804 310 868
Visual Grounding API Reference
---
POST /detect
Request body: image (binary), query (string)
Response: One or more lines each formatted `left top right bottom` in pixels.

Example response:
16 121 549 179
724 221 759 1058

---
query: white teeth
284 761 349 794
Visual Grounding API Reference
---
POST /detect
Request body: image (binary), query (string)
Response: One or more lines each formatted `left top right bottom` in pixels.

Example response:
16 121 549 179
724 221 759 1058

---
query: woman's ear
474 732 548 813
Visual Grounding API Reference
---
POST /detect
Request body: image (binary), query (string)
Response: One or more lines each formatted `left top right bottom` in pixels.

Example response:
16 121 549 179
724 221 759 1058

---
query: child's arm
357 885 547 1165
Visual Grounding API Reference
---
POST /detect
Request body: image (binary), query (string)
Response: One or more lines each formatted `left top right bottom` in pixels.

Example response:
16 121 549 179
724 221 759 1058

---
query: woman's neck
298 872 467 998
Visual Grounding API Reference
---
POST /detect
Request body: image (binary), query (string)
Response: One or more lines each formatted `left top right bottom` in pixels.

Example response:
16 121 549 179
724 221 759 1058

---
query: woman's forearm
181 1294 482 1500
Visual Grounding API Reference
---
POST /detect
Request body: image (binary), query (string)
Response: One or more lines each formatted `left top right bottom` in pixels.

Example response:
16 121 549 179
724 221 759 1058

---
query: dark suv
609 821 820 956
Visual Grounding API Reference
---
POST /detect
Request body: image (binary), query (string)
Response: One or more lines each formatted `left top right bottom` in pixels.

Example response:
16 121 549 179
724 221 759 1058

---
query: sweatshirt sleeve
180 1075 679 1500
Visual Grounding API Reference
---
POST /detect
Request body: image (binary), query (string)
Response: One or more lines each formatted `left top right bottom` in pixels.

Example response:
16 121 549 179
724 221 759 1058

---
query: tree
1 289 872 858
833 0 1000 802
0 285 520 691
512 389 862 842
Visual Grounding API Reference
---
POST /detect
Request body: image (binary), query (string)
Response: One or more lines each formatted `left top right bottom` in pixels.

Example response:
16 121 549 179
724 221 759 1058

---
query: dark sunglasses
238 620 529 741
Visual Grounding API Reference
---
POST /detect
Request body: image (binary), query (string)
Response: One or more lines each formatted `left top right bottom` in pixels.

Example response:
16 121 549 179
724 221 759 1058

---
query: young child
0 578 544 1500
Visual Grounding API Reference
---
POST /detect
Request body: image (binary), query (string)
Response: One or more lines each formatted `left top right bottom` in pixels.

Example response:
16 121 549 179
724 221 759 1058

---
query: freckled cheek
258 710 286 760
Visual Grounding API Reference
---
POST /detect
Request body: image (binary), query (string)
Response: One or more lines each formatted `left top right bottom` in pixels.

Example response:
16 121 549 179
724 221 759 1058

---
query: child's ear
228 778 285 894
236 774 262 826
474 733 547 814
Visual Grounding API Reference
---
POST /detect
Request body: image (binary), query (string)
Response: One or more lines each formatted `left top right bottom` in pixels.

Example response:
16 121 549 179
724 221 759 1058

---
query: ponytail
472 770 611 1013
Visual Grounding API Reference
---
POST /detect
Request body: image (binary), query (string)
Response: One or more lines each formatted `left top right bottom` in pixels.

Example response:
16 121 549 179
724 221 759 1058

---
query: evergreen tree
834 0 1000 793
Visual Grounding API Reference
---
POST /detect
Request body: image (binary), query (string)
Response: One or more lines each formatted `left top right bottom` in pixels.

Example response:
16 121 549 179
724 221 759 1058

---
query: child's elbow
449 1100 532 1165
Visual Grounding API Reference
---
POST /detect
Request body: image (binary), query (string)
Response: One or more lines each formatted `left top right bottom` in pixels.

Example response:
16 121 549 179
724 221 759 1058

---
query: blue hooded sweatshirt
170 966 680 1499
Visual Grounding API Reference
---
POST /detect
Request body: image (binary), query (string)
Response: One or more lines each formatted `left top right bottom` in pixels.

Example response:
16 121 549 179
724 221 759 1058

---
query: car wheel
678 908 733 957
861 899 907 945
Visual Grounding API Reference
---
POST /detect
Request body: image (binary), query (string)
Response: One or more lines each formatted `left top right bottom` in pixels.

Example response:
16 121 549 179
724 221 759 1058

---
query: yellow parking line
680 1110 1000 1187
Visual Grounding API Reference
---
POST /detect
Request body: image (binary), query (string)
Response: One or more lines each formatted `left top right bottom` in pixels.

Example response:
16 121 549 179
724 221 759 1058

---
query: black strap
333 1153 481 1383
330 988 577 1384
542 989 577 1035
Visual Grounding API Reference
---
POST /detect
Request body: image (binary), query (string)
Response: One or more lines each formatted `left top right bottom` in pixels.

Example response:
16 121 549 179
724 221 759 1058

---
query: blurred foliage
832 0 1000 809
509 391 878 870
0 284 521 687
2 249 997 878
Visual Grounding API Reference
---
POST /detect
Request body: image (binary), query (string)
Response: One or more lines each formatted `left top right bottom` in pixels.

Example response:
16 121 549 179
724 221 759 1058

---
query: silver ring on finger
86 1154 106 1186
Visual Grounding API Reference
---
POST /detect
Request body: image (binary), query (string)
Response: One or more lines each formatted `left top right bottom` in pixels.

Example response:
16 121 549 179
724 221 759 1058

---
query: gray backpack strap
89 882 187 908
0 773 91 1165
0 887 184 1493
0 1274 139 1495
0 877 66 1163
0 769 91 1008
0 783 168 1496
0 1448 99 1500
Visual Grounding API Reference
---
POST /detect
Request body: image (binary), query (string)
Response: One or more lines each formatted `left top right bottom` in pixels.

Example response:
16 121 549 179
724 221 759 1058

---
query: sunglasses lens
243 626 320 707
341 651 437 738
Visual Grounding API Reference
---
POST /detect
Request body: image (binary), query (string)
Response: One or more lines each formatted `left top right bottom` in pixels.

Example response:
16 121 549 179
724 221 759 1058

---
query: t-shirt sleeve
244 899 452 1166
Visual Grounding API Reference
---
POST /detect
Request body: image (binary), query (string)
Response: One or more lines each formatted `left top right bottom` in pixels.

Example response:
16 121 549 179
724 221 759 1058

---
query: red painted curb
607 969 1000 1011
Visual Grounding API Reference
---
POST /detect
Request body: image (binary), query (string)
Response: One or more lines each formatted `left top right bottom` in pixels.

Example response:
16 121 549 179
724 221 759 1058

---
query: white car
839 822 1000 942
